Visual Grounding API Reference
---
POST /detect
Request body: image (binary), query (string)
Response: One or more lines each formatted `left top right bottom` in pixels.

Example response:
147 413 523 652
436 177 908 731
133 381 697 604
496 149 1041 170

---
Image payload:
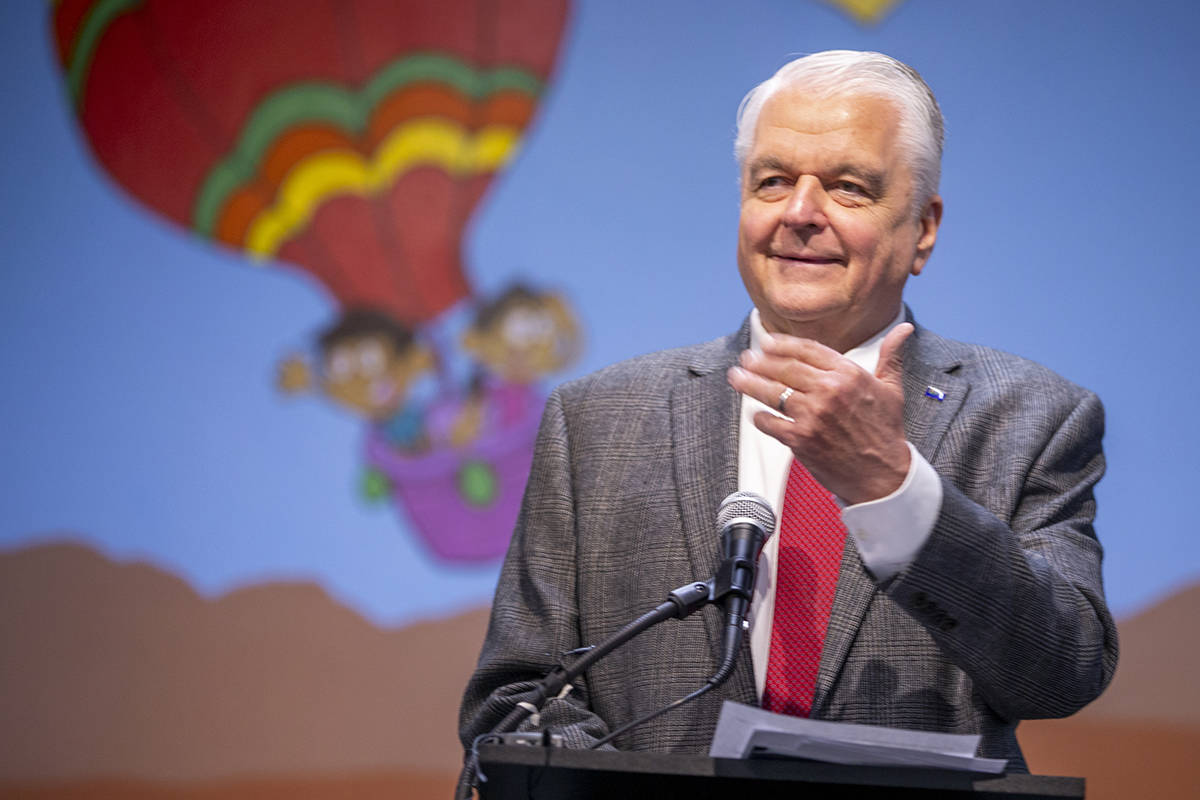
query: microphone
711 491 776 683
568 491 778 754
477 491 777 766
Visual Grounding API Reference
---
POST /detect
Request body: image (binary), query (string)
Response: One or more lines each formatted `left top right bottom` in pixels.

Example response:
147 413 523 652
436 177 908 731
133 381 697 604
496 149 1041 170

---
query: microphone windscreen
715 491 776 540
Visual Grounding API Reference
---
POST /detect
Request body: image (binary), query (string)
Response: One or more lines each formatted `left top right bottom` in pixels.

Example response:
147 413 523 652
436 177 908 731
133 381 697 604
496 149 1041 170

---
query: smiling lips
770 252 844 266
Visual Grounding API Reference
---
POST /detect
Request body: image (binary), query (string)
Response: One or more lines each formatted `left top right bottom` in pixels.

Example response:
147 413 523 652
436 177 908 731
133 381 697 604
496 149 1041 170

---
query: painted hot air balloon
52 0 569 325
52 0 574 562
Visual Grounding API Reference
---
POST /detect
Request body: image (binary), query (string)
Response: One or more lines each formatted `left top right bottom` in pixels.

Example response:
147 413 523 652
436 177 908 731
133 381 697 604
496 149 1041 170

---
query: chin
764 297 844 322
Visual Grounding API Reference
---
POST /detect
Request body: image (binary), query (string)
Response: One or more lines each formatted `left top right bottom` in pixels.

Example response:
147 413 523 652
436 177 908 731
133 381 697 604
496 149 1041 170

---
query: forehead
328 334 391 355
746 89 905 173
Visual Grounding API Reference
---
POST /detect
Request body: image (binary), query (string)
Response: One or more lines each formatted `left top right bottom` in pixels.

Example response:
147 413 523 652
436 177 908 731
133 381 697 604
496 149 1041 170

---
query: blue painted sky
3 0 1197 625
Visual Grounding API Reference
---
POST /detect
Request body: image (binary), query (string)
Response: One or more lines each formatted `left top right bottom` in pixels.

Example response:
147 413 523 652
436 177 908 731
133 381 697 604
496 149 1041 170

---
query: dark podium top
476 744 1085 799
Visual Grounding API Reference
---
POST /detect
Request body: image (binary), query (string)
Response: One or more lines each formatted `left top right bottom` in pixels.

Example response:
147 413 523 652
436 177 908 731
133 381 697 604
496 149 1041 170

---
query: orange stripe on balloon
365 84 473 151
215 126 356 242
479 90 537 129
364 86 537 151
214 186 272 247
260 125 355 186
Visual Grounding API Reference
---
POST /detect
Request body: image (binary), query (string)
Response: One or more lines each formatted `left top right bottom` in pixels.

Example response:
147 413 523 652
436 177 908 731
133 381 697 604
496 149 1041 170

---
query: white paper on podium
708 701 1007 773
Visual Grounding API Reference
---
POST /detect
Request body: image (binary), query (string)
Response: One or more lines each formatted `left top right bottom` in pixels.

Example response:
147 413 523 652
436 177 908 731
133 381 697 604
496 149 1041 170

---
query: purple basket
365 390 543 562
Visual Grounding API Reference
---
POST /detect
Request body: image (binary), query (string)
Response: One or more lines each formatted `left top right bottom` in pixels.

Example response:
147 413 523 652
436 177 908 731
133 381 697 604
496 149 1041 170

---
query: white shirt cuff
841 442 942 581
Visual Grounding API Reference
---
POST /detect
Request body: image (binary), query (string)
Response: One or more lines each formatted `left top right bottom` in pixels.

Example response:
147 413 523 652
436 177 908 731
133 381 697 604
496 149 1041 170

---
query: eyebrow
744 156 791 178
835 163 887 194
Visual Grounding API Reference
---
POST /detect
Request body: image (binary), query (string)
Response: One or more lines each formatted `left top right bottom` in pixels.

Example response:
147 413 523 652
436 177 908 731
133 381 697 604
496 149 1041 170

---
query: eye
832 180 866 195
359 341 386 373
754 174 793 198
327 350 353 379
503 309 554 345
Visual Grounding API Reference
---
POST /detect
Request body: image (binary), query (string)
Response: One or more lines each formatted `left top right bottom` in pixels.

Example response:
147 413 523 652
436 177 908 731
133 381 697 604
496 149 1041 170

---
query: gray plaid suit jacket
459 315 1118 772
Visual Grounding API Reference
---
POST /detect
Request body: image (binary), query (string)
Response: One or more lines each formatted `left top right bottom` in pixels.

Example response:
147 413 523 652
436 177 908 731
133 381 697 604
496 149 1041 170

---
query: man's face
737 89 941 351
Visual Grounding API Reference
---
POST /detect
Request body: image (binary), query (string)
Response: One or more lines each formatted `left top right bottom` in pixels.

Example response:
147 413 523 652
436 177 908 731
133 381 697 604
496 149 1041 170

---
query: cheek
839 218 896 272
833 211 877 249
846 224 917 289
738 203 774 248
737 219 771 275
386 366 411 388
327 381 360 407
735 243 765 301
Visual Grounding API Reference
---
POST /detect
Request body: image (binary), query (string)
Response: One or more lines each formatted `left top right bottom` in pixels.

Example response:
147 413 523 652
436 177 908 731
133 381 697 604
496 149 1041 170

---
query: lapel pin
924 386 946 402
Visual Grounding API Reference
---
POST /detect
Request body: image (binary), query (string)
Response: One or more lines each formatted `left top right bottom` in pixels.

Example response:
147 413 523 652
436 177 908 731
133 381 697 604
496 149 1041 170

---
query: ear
911 194 943 277
546 294 582 355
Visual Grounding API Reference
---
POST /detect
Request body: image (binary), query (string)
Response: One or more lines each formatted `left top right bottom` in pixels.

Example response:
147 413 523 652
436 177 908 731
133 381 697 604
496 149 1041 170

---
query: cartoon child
459 284 581 433
278 309 435 453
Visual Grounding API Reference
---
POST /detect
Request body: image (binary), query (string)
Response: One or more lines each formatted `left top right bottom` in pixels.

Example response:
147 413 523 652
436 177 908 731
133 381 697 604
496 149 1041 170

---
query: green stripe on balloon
66 0 144 108
192 52 543 237
362 53 544 105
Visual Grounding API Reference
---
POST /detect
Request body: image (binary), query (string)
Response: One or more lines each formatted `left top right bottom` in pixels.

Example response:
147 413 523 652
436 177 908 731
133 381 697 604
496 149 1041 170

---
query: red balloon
53 0 570 324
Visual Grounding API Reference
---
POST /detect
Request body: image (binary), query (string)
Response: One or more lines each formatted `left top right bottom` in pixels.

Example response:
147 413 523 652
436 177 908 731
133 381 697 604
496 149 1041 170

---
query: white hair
734 50 944 210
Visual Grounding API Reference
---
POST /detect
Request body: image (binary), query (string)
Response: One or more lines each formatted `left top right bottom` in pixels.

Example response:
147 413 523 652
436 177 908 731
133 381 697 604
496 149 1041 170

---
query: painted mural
52 0 576 562
6 1 1200 797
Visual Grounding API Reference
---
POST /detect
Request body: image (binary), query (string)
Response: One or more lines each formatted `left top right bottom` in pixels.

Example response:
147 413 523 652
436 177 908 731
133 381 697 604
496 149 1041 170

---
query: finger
728 365 796 415
739 349 826 391
875 322 914 388
752 408 805 446
759 331 844 369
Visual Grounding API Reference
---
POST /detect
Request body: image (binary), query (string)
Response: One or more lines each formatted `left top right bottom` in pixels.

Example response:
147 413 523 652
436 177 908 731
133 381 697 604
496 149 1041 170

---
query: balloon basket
365 396 543 562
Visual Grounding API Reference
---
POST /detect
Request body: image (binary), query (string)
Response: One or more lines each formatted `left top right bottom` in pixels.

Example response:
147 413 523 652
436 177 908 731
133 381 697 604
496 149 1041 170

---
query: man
458 50 1117 777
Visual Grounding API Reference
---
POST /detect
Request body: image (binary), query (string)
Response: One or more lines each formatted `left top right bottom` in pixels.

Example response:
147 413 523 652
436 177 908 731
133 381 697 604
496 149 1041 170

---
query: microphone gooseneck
463 490 777 793
587 491 776 750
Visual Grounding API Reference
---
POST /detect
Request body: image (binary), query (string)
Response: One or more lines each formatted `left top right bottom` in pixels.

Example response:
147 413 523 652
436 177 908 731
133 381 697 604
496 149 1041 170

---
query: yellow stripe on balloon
245 118 521 258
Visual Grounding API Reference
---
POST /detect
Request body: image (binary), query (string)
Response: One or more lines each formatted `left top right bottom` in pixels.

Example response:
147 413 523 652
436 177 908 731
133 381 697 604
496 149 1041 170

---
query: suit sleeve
886 388 1119 720
458 387 614 756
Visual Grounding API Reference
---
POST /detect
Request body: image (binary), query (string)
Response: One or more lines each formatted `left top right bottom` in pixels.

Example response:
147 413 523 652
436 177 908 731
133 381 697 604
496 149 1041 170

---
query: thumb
875 322 913 388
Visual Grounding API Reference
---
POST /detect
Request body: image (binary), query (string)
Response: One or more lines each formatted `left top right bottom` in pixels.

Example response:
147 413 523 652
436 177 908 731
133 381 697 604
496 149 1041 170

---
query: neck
760 305 903 354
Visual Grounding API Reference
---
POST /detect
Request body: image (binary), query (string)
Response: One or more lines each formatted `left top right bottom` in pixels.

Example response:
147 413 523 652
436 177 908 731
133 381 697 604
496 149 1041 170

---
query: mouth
769 253 844 267
369 379 400 407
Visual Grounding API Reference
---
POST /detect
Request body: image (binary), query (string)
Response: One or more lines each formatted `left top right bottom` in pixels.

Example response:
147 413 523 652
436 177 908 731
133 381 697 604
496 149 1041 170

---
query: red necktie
760 458 847 717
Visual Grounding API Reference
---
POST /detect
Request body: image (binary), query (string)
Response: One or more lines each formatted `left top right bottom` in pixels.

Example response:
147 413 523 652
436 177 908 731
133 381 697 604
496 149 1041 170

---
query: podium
476 744 1085 799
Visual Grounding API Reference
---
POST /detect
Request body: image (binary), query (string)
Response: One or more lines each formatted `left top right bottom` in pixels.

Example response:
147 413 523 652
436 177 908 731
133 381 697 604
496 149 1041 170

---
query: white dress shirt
738 308 944 698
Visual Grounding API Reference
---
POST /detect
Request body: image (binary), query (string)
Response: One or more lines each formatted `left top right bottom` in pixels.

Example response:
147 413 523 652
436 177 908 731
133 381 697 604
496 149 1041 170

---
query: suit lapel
669 328 754 701
812 322 968 713
899 327 968 465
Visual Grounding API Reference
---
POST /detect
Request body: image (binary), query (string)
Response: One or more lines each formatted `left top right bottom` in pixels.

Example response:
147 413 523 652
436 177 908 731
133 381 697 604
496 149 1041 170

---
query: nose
780 176 829 230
